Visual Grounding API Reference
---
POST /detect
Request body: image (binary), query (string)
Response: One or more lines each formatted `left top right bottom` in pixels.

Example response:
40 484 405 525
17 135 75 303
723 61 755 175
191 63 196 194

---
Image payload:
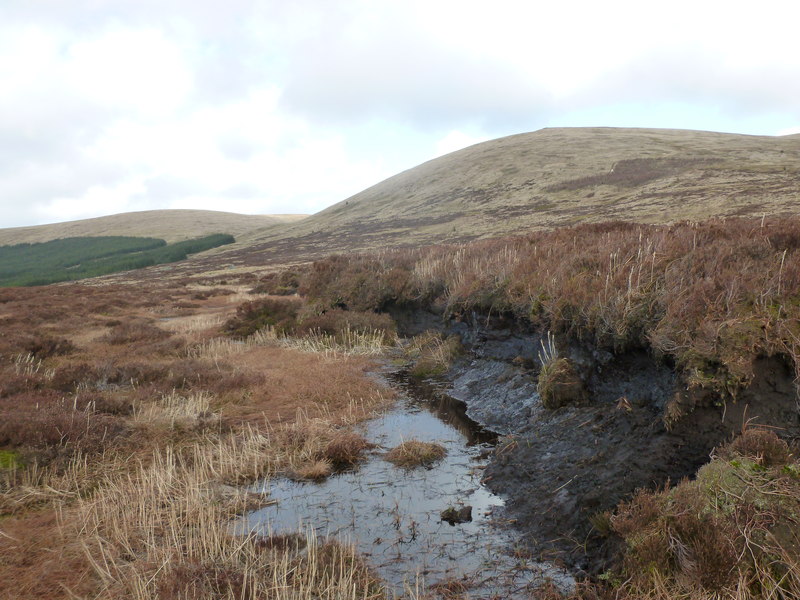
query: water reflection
235 379 573 597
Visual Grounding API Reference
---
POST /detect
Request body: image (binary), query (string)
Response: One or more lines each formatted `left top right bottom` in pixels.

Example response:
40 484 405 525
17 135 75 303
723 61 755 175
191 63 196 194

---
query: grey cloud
220 183 265 199
585 49 800 118
217 134 262 161
138 175 207 203
280 43 552 132
0 103 118 173
274 6 553 131
0 159 128 228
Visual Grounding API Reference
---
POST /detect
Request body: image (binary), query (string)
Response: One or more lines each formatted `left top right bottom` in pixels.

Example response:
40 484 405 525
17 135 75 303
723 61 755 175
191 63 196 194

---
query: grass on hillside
0 234 235 286
229 128 800 264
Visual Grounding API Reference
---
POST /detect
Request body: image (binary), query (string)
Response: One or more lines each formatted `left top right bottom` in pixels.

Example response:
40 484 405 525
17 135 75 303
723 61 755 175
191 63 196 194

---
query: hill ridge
217 127 799 267
0 209 307 246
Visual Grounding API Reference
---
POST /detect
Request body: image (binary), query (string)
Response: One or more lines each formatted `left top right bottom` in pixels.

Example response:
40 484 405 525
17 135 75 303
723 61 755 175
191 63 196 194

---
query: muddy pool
234 375 574 597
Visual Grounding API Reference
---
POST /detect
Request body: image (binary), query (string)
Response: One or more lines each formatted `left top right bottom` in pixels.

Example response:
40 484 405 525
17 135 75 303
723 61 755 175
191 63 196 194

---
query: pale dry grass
406 331 463 378
133 391 214 430
226 290 255 304
162 314 224 334
276 410 374 480
186 336 245 360
0 450 128 515
385 440 446 468
188 324 389 361
13 352 55 379
70 420 383 599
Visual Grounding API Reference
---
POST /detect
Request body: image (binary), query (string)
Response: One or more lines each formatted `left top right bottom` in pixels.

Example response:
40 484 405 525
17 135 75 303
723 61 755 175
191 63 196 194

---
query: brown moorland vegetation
295 216 800 403
0 280 392 600
385 440 447 468
607 426 800 599
3 212 800 599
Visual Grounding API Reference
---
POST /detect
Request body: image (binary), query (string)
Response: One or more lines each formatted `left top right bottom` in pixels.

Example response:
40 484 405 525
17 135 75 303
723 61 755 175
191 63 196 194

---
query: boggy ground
0 281 394 600
285 215 800 597
3 214 800 599
419 312 800 572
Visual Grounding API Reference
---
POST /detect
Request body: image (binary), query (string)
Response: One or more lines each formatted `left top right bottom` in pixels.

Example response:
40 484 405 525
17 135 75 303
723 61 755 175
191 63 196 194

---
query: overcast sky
2 0 799 228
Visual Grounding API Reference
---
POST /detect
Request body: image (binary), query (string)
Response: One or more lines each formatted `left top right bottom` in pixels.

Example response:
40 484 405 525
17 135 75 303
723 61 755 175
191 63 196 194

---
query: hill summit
225 127 799 265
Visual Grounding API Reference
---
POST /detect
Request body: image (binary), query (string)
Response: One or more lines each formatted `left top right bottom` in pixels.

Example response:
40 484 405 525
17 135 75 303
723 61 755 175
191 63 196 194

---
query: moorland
1 127 800 600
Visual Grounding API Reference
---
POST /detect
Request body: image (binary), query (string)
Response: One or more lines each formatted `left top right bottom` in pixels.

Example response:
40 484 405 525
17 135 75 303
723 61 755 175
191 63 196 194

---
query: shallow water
235 376 574 597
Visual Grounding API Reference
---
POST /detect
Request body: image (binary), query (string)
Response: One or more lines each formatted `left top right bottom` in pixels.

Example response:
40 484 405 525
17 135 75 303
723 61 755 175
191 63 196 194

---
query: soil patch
396 309 800 573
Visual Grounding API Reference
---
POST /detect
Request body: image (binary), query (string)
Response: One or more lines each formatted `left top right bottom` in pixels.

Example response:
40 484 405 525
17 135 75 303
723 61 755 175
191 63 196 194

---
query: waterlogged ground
236 376 575 597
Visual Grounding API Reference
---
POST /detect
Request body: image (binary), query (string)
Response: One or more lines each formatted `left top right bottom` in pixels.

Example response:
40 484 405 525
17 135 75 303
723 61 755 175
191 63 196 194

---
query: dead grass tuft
537 357 588 409
385 439 447 468
406 331 463 378
718 424 792 467
324 431 373 468
278 415 374 480
293 458 334 480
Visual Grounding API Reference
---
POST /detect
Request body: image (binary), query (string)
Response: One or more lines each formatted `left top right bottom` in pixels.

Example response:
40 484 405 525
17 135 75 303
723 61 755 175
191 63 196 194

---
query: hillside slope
218 127 799 266
0 209 307 246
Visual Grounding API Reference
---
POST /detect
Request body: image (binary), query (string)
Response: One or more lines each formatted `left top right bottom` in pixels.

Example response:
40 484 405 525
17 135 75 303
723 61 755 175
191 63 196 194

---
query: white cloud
776 126 800 137
64 28 193 116
1 0 800 229
434 131 491 157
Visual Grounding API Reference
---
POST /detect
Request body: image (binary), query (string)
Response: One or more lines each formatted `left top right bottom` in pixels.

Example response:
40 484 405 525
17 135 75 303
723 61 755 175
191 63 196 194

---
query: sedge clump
385 439 446 468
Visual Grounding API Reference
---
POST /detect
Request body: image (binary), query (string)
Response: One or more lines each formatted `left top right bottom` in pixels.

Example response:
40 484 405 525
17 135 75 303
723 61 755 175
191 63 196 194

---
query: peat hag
392 308 800 573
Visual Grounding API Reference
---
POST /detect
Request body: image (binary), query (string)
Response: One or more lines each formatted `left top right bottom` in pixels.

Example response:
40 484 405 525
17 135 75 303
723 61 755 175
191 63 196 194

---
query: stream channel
234 373 575 597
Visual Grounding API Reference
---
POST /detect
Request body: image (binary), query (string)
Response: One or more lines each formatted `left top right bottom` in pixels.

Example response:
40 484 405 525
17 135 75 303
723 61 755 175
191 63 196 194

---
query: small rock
441 505 472 525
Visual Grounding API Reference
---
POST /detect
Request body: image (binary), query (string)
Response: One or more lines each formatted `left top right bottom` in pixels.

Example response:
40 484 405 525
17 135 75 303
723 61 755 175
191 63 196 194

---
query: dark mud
235 373 575 597
393 308 800 572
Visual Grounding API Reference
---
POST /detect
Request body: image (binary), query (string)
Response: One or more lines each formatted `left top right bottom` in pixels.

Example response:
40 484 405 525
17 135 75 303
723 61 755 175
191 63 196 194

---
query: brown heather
298 216 800 397
607 427 800 599
0 279 392 599
3 212 800 599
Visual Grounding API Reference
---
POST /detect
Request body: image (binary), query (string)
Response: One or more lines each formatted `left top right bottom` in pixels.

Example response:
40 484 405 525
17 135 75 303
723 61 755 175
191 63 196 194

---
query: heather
298 217 800 398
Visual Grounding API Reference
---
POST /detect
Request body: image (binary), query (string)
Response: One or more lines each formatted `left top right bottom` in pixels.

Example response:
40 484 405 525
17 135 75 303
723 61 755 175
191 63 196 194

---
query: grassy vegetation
385 440 447 468
606 426 800 599
231 128 800 264
544 157 715 191
3 210 800 598
0 234 235 286
0 449 21 470
0 209 307 246
0 282 392 599
294 216 800 403
537 357 588 409
224 296 397 347
405 331 463 379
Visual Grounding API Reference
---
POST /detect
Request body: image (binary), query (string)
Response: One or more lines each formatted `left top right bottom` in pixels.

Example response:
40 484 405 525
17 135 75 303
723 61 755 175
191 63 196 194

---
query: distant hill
214 127 800 267
0 210 307 246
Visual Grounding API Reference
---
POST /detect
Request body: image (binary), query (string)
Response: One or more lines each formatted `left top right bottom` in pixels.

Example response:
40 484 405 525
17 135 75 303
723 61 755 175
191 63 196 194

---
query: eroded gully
233 370 576 598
